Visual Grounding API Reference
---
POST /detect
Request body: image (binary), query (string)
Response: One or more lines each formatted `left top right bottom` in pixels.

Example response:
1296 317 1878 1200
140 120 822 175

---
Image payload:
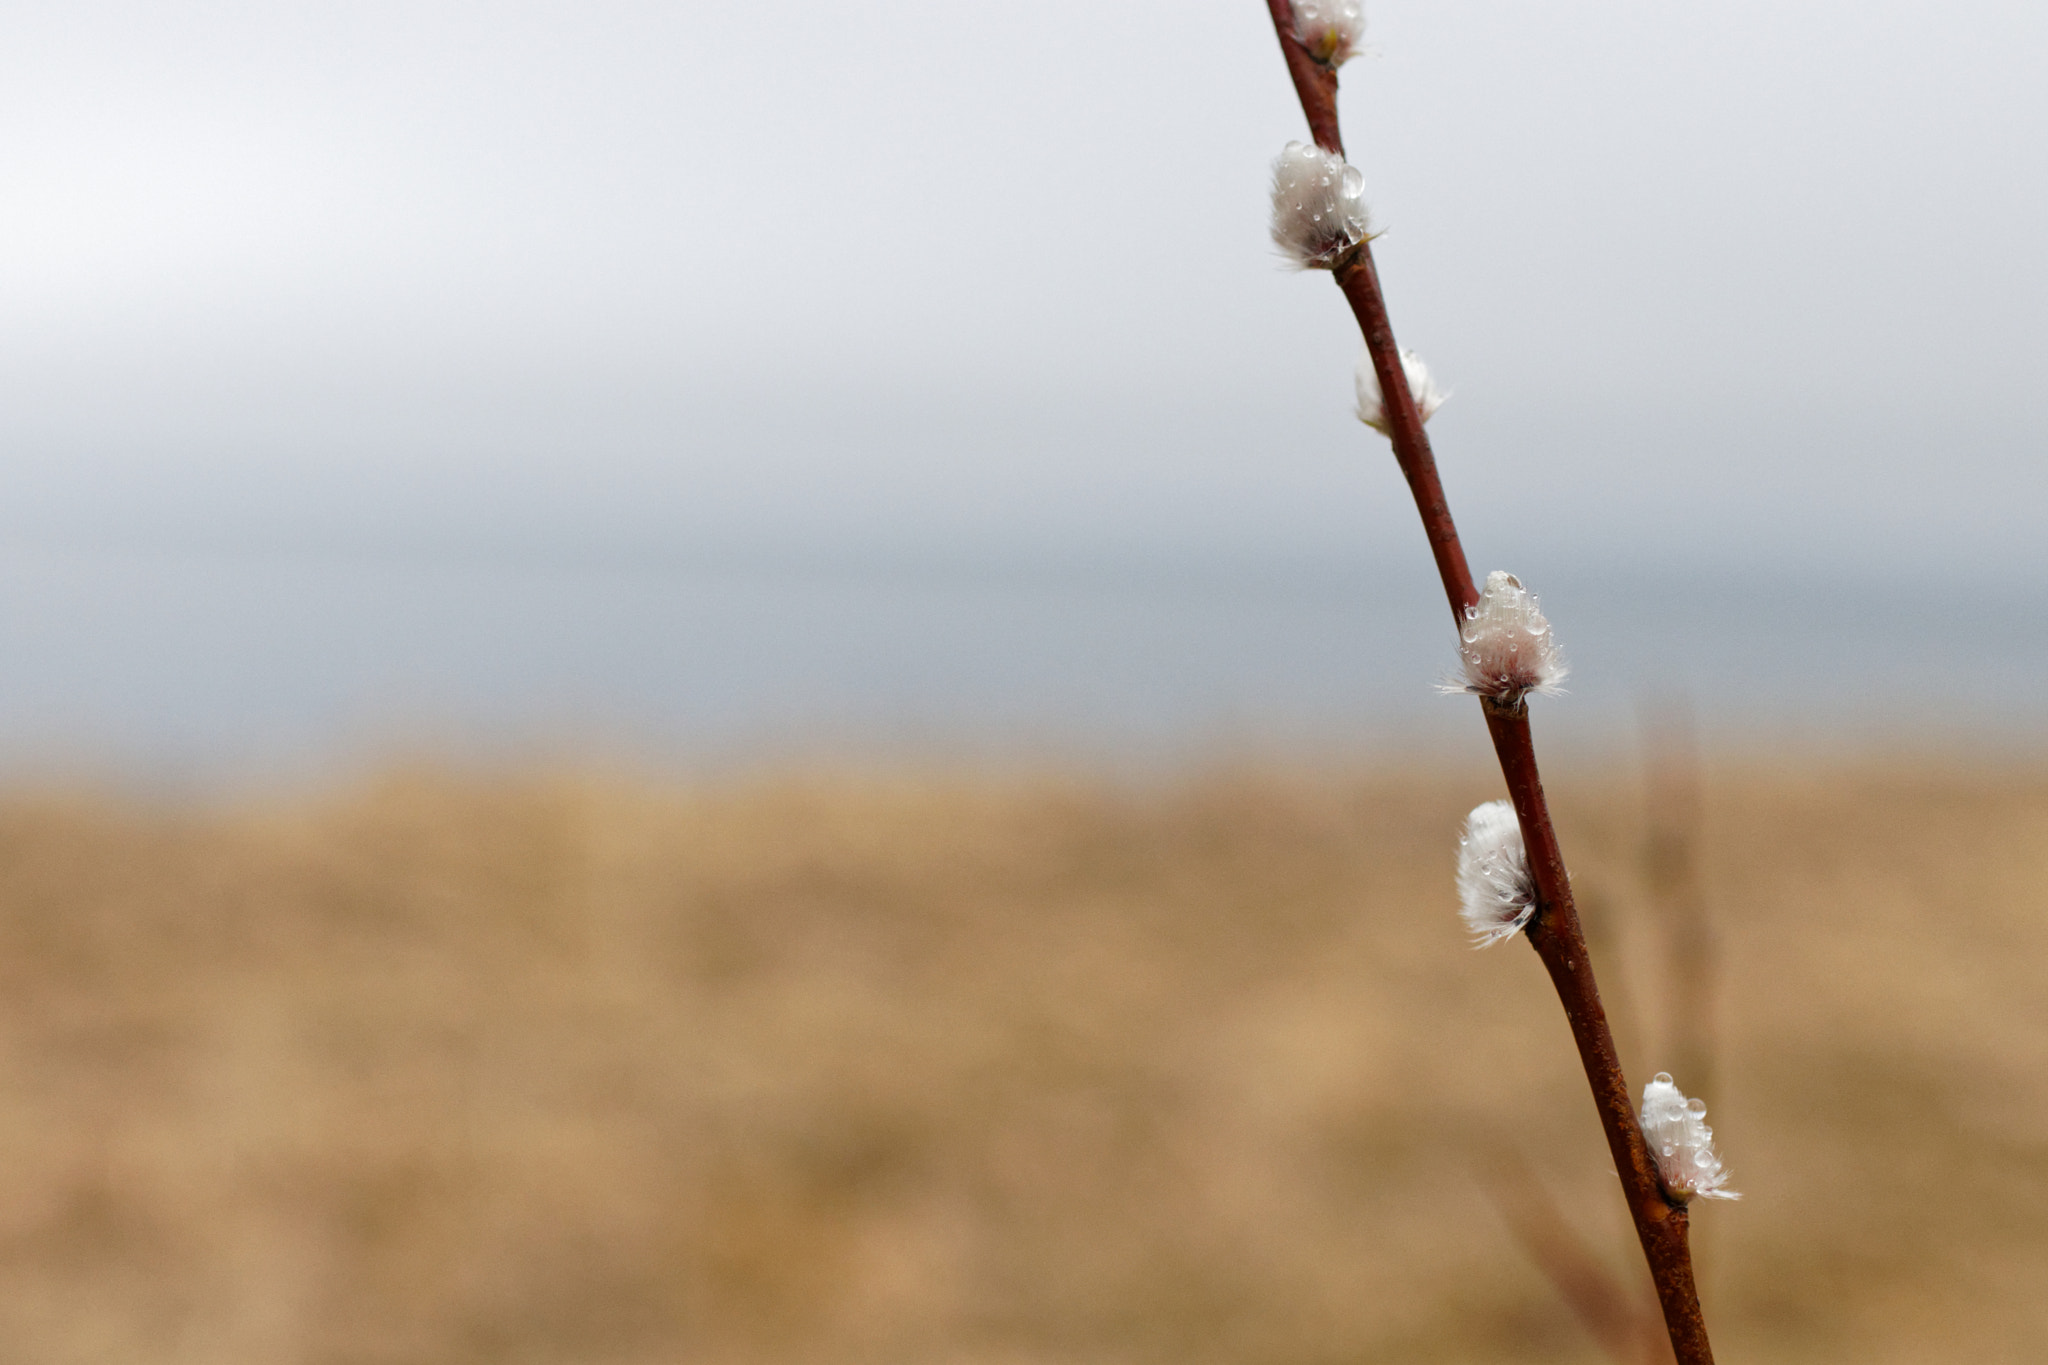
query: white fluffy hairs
1356 347 1446 434
1447 571 1568 706
1292 0 1365 67
1456 800 1537 947
1269 142 1369 269
1640 1073 1740 1202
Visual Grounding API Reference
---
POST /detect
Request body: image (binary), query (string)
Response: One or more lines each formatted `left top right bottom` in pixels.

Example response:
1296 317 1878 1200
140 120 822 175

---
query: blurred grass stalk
1256 5 1723 1360
1475 1141 1671 1365
1644 700 1719 1104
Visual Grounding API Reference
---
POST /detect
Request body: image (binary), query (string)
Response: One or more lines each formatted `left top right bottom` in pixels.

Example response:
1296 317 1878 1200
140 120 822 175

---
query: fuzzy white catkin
1640 1073 1740 1201
1293 0 1365 67
1355 347 1446 434
1455 800 1536 947
1269 142 1370 269
1447 571 1568 705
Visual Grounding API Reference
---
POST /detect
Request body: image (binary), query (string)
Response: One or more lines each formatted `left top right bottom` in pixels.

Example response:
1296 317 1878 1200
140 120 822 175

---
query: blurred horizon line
0 515 2018 603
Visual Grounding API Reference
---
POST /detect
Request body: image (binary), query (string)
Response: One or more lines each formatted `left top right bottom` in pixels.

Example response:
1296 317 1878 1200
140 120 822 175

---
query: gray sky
0 0 2042 581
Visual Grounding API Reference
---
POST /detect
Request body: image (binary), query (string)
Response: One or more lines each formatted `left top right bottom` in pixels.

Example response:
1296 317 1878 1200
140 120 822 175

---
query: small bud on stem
1292 0 1365 68
1456 799 1538 946
1356 346 1445 434
1269 141 1370 269
1640 1073 1740 1203
1447 571 1568 707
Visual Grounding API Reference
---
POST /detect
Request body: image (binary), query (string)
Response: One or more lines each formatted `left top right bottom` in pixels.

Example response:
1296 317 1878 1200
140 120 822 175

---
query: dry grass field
0 758 2041 1363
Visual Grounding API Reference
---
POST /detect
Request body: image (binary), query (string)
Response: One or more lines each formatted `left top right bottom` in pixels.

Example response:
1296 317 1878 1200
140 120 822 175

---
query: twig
1571 880 1647 1088
1256 5 1717 1361
1488 712 1713 1361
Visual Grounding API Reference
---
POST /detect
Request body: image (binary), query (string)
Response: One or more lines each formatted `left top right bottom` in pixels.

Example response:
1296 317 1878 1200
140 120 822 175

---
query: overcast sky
0 0 2041 583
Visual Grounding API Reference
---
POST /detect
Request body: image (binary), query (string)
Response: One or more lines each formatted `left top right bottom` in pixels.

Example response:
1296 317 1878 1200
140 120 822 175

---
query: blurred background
1 0 2043 779
0 0 2042 1361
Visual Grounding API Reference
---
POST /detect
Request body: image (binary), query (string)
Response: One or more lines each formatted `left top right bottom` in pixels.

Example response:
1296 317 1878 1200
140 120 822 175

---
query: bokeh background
0 0 2042 1360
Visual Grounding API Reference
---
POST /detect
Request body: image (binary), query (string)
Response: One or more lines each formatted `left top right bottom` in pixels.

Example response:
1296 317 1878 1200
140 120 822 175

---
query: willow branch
1254 4 1716 1361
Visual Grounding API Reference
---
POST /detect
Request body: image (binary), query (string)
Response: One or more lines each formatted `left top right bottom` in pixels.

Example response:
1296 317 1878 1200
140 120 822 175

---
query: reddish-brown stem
1489 709 1714 1362
1254 5 1716 1362
1262 0 1345 156
1332 253 1478 621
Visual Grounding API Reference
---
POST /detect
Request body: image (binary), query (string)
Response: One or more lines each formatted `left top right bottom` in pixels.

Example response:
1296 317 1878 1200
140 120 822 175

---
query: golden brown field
0 759 2041 1363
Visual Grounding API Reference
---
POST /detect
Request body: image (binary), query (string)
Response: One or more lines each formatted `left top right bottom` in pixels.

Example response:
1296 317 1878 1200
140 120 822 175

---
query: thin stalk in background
1642 699 1718 1103
1474 1141 1671 1365
1256 4 1718 1360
